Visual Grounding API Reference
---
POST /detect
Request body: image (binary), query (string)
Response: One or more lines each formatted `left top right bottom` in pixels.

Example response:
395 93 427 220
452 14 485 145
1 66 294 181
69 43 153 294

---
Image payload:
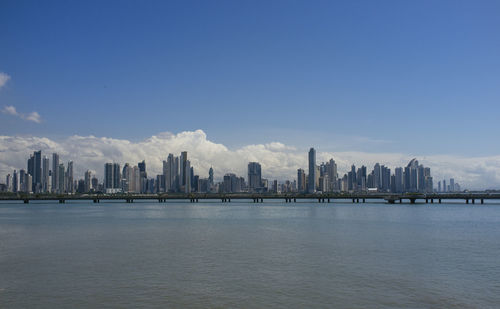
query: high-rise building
58 163 65 193
113 163 121 189
223 173 242 193
19 169 26 192
25 173 33 193
373 163 381 189
138 160 147 193
52 153 59 193
91 177 99 192
84 170 92 192
308 148 316 193
394 167 403 193
297 168 306 192
450 178 455 192
66 161 74 193
180 151 188 191
174 156 180 192
32 150 42 193
247 162 262 192
184 160 191 193
163 154 175 192
133 166 140 193
12 170 18 193
104 163 114 189
42 156 49 193
208 167 214 188
326 159 337 190
5 174 12 192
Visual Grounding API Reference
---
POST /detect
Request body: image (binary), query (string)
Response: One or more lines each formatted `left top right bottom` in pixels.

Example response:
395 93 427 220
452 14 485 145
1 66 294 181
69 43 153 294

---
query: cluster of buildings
0 148 462 194
0 151 80 194
301 148 458 194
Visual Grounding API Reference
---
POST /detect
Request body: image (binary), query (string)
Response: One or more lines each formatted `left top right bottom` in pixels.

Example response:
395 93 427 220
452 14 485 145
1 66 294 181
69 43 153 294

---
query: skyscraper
84 170 92 192
180 151 188 191
104 163 114 189
138 160 147 193
163 154 176 192
19 169 26 192
52 153 59 193
113 163 121 189
58 163 65 193
247 162 262 192
208 167 214 187
394 167 403 193
66 161 74 193
184 160 191 193
308 148 316 193
12 170 18 193
33 150 42 193
373 163 381 189
42 156 49 193
297 168 306 192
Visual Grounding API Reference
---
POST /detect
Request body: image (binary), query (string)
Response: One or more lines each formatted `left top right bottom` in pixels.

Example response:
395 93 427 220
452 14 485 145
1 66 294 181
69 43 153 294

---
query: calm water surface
1 200 499 308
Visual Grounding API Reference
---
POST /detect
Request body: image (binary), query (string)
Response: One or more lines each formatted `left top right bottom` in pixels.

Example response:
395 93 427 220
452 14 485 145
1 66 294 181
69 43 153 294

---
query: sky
1 0 500 189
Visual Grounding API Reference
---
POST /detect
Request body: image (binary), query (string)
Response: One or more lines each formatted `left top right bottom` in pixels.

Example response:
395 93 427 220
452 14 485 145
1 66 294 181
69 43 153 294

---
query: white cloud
0 129 499 190
2 105 18 116
2 105 42 123
0 72 10 88
25 112 42 123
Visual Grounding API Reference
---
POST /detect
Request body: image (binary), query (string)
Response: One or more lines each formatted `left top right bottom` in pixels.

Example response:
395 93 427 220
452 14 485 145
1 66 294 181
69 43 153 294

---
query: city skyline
0 136 477 194
0 129 499 190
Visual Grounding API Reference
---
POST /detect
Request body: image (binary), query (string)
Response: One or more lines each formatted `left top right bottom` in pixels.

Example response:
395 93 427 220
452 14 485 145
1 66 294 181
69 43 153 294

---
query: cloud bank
0 130 499 190
1 105 42 123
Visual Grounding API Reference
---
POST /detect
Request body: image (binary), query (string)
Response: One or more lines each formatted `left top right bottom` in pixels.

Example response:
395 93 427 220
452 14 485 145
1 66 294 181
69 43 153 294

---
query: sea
0 200 499 308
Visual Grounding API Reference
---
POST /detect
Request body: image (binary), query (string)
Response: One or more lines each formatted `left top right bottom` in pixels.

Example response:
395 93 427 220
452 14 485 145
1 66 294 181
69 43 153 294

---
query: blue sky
1 0 499 156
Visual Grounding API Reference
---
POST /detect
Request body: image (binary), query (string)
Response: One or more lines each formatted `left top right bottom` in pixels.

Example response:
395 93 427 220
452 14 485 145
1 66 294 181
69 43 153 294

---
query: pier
1 192 500 204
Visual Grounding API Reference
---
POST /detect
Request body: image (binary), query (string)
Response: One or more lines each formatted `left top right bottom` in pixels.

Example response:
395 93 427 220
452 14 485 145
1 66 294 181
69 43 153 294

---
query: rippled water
1 200 499 308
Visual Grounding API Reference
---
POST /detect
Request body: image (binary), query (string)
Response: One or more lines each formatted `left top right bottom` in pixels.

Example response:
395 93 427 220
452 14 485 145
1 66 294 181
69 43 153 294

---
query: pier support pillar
439 199 441 204
481 199 484 204
431 199 434 204
425 198 428 204
466 199 469 204
294 198 296 203
472 199 475 204
24 199 29 204
410 198 416 204
363 198 365 203
399 199 402 204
